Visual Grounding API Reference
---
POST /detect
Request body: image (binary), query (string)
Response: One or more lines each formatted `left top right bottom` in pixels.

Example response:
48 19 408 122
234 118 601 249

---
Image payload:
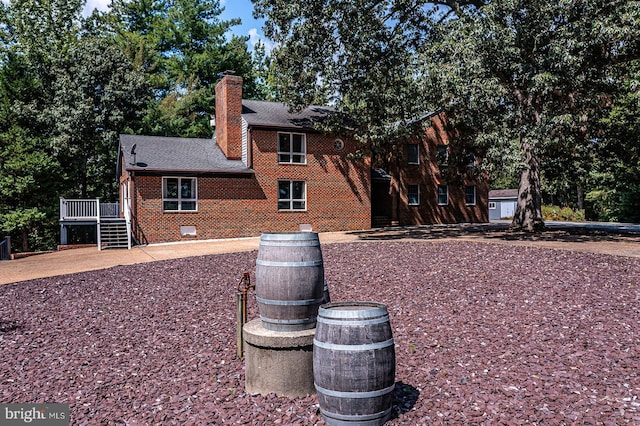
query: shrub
542 205 585 222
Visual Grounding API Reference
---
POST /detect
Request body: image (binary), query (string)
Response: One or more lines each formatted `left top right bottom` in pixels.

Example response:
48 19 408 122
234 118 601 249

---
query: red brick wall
215 76 243 160
133 131 371 243
387 113 489 225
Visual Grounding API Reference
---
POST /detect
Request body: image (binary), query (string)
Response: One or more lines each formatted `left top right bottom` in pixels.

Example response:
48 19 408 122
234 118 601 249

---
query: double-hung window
407 144 420 165
278 132 306 164
437 184 449 205
278 180 306 210
163 177 197 211
465 185 476 205
408 184 420 205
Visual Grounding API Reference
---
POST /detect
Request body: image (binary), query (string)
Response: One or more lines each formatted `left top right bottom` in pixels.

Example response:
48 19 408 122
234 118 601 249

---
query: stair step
99 220 129 249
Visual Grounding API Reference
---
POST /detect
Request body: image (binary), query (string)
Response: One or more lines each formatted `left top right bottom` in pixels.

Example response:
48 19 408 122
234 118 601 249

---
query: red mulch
1 241 639 424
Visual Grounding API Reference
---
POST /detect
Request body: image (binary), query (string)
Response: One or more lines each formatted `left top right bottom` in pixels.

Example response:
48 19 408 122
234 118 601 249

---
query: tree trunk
21 229 28 252
577 185 584 210
511 137 545 232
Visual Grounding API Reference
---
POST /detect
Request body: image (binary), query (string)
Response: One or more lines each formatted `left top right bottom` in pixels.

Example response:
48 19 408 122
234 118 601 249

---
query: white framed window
163 177 197 211
436 145 448 166
408 184 420 205
437 184 449 205
465 185 476 205
278 180 306 210
489 202 497 209
407 144 419 165
278 132 306 164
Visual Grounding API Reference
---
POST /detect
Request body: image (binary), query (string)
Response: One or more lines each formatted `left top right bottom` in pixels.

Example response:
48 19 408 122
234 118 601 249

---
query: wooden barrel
313 302 396 426
255 232 325 331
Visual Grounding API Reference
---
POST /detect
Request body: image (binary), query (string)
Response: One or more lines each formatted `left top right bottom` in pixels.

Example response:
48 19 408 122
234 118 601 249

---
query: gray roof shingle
489 189 519 199
119 134 252 174
242 100 333 130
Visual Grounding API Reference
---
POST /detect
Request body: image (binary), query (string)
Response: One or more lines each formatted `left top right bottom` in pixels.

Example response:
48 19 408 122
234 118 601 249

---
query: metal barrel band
320 407 392 422
317 315 390 326
259 240 321 247
256 296 325 306
261 316 315 325
315 383 395 399
313 338 395 351
260 233 318 241
256 259 324 267
319 304 388 319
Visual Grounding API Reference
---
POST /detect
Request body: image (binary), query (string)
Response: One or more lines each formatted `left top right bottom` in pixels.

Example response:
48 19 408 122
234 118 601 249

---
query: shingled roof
242 100 334 130
119 135 252 174
489 189 519 199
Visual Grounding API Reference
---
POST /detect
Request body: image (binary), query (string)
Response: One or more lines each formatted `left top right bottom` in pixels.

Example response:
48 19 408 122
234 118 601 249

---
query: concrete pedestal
243 318 315 398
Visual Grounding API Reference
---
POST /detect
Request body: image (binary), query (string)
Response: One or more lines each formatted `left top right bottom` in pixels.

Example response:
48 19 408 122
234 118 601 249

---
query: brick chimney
215 75 243 160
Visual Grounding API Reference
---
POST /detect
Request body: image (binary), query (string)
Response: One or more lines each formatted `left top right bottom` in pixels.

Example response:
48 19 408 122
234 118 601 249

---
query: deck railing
0 236 10 261
60 198 120 220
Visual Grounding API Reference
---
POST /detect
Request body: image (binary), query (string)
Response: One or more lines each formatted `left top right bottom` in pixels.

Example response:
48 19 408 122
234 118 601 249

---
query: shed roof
241 100 334 130
489 189 519 199
119 134 252 174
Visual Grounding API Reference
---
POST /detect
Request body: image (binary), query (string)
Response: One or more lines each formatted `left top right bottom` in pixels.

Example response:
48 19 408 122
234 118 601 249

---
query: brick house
116 75 371 244
114 75 487 245
372 112 489 227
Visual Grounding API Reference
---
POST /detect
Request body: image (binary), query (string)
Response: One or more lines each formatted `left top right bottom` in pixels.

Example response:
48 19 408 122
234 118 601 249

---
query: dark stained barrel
255 232 325 331
313 302 396 426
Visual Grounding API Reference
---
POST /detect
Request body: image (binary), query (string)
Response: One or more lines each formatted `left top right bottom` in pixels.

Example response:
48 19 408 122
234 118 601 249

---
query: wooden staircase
99 219 130 249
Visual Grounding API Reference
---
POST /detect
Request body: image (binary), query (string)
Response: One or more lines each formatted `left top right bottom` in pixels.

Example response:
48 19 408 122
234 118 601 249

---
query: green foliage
255 0 640 229
107 0 259 137
541 205 585 222
50 35 150 198
585 187 640 223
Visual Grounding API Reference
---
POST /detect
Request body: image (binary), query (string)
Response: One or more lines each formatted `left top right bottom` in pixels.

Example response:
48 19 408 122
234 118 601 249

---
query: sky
83 0 272 52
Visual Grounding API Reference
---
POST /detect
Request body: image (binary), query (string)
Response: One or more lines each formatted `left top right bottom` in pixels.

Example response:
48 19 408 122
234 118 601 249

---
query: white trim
162 177 198 212
277 179 307 211
277 132 307 164
408 184 420 206
465 185 476 206
437 184 449 206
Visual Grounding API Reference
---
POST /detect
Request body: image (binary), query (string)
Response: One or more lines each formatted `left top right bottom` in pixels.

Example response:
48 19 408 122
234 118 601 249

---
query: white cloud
248 28 275 55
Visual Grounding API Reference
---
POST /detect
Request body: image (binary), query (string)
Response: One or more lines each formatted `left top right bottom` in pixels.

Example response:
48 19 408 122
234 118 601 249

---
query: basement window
163 177 197 211
278 132 306 164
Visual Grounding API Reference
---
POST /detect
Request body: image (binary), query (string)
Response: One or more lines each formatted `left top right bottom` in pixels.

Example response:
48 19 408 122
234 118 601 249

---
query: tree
49 36 150 199
253 0 640 231
107 0 258 138
426 1 640 230
0 53 61 251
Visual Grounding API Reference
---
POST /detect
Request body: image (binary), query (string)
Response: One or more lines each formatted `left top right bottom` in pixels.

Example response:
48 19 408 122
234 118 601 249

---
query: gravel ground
1 241 639 425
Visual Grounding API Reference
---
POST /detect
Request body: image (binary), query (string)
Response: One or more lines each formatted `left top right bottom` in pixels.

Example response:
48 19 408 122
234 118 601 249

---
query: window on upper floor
278 180 306 210
407 144 419 165
408 184 420 205
163 177 197 211
436 145 448 166
278 132 306 164
437 184 449 205
465 185 476 205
